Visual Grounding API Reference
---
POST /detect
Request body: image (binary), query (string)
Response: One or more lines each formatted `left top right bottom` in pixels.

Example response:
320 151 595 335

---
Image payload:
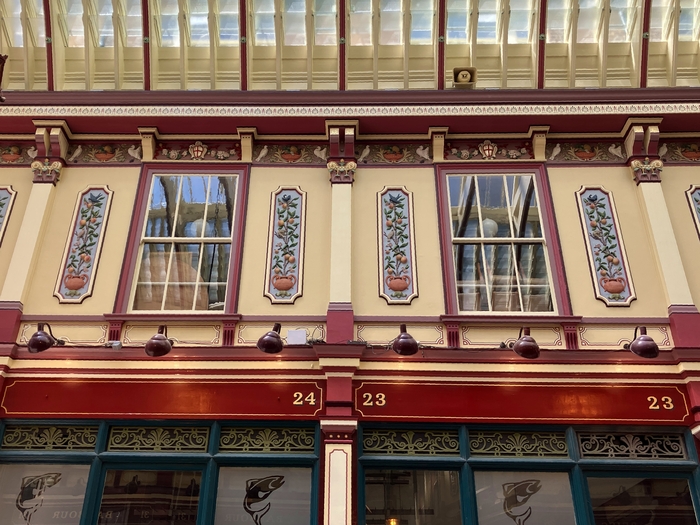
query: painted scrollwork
2 425 98 450
219 428 315 453
578 433 686 459
469 432 568 457
107 427 210 452
362 429 460 455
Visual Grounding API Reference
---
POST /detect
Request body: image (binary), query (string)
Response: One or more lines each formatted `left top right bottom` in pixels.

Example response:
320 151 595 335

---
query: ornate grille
578 433 686 459
108 427 210 452
362 429 460 455
219 428 315 453
469 431 568 457
2 425 98 450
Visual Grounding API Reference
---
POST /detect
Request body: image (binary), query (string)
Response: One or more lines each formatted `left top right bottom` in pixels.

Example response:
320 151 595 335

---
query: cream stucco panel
0 169 33 289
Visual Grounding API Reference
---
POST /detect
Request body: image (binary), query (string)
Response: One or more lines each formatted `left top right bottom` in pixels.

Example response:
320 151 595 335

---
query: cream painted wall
548 166 668 317
238 167 331 315
0 169 34 284
23 167 140 315
352 167 445 316
661 167 700 308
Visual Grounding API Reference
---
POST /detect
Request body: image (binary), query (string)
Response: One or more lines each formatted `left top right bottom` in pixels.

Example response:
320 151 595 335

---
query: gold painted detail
469 432 568 457
108 427 210 452
578 433 686 459
362 429 460 455
219 428 315 453
2 425 98 450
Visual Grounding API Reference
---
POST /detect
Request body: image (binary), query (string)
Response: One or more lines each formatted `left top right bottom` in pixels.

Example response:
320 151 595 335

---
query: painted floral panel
0 187 17 247
686 186 700 239
54 186 113 303
378 187 418 304
576 187 635 306
264 187 306 304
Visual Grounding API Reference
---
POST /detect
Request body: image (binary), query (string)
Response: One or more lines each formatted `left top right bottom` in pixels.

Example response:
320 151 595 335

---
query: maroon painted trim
239 0 248 90
581 316 669 323
440 314 582 324
668 305 700 349
437 0 446 90
536 0 547 89
112 164 249 315
42 0 53 91
326 303 354 344
639 0 652 88
435 163 573 316
338 0 346 90
142 0 151 90
0 302 23 344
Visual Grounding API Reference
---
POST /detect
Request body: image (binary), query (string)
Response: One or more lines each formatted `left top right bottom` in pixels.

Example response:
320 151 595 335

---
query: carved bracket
31 158 63 184
630 156 663 184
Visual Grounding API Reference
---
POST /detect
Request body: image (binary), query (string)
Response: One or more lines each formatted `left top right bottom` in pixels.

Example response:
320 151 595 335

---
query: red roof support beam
536 0 548 89
141 0 151 90
437 0 446 89
42 0 54 90
240 0 248 90
639 0 653 87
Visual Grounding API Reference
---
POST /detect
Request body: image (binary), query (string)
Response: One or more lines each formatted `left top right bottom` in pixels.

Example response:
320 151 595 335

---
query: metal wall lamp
145 325 174 357
501 327 540 359
257 323 283 354
624 326 659 358
27 323 66 353
392 324 419 356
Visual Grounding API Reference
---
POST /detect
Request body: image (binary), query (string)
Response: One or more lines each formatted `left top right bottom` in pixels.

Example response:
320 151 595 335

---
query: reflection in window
133 174 237 312
160 0 180 47
215 467 312 525
577 0 603 43
66 0 85 47
588 477 697 525
380 0 403 45
254 0 276 45
364 470 462 525
446 0 469 43
98 470 201 524
96 0 114 47
315 0 337 45
219 0 240 45
475 471 576 525
350 0 372 45
284 0 307 45
447 174 553 313
189 0 210 46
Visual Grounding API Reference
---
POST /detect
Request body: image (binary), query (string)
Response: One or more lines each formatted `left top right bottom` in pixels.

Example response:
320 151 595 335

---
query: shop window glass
364 469 462 525
215 467 312 525
587 477 697 525
447 173 554 313
98 469 201 524
474 471 576 525
0 464 90 523
132 174 237 312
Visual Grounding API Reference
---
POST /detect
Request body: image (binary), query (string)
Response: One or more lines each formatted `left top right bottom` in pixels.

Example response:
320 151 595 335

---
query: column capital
630 156 663 184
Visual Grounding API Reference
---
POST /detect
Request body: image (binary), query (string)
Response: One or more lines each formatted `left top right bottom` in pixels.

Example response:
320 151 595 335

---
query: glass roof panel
350 0 372 45
2 0 24 47
608 0 637 42
189 0 210 46
255 0 276 45
446 0 470 44
314 0 337 45
380 0 403 44
160 0 180 47
649 0 673 41
678 0 699 41
546 0 570 43
96 0 114 47
284 0 307 45
577 0 603 42
477 0 499 43
125 0 143 46
508 0 533 43
66 0 85 47
219 0 240 45
410 0 435 44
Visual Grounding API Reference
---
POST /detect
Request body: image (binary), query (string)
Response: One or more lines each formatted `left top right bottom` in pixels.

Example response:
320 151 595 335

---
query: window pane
160 0 181 47
484 244 521 311
475 471 576 525
0 464 89 523
380 0 403 45
411 0 434 44
190 0 210 46
509 0 533 43
125 0 143 47
98 470 201 524
577 0 603 43
215 467 311 525
350 0 373 45
446 0 469 43
678 0 699 41
147 176 179 237
509 175 541 238
220 0 240 46
255 0 276 45
175 176 209 238
609 0 637 42
205 176 237 238
66 0 85 47
454 244 489 311
516 244 553 312
477 0 498 42
478 175 513 238
587 478 697 525
547 0 570 43
30 0 46 47
365 470 462 525
649 0 672 41
315 0 337 44
284 0 307 45
449 175 481 238
3 0 24 47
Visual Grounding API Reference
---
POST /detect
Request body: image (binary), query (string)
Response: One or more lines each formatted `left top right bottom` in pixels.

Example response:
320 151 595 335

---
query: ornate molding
575 186 636 306
31 158 63 184
327 159 357 183
54 186 113 303
219 427 315 453
546 142 626 163
362 429 460 455
263 186 307 304
2 425 98 450
469 431 568 457
378 187 418 304
0 186 17 248
108 426 210 452
630 156 663 183
578 433 686 459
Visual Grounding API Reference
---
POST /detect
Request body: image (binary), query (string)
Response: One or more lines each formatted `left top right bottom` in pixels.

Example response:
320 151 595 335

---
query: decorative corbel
327 124 358 183
630 157 663 184
138 127 158 161
238 127 257 163
31 158 64 184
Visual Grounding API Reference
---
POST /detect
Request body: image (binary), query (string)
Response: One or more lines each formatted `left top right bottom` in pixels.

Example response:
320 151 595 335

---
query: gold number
648 395 674 410
293 392 304 405
305 392 316 405
293 392 316 406
362 392 387 407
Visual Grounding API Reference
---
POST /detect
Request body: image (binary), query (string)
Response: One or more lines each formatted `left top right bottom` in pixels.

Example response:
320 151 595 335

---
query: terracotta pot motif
681 150 700 160
1 154 20 162
94 153 115 162
64 274 88 291
575 151 596 160
272 274 297 291
386 275 410 292
280 153 301 162
600 277 626 294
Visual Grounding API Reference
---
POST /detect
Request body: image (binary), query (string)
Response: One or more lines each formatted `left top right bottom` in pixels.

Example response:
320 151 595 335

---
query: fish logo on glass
16 472 62 524
502 479 542 525
244 475 285 525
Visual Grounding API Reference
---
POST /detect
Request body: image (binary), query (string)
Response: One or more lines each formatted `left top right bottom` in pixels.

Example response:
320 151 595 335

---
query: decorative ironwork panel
2 425 98 450
378 187 419 304
578 433 686 459
469 431 568 457
264 186 307 304
0 186 16 248
108 427 210 452
54 186 114 303
362 429 460 455
219 428 315 453
575 186 636 306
